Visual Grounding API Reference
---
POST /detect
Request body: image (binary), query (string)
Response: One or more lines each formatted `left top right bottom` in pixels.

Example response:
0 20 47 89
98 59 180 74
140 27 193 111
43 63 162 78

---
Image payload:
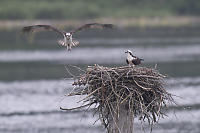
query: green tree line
0 0 200 19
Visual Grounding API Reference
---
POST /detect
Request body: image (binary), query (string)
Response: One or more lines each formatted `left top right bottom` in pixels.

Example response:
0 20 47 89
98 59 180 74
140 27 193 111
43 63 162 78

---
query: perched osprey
22 23 115 51
125 50 144 66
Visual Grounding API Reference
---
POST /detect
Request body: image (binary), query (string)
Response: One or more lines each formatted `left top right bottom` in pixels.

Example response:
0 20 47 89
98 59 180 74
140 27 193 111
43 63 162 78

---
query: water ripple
0 44 200 63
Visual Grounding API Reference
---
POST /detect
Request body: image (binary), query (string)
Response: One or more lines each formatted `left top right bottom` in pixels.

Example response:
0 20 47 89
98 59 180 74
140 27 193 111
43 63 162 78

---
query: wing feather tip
22 26 32 33
103 24 116 29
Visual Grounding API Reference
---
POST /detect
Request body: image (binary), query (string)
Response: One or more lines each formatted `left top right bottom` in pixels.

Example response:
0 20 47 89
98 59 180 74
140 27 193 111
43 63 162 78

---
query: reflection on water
0 27 200 133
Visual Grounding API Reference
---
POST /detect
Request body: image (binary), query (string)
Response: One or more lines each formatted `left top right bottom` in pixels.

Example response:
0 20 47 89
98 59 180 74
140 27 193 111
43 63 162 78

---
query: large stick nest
65 65 174 129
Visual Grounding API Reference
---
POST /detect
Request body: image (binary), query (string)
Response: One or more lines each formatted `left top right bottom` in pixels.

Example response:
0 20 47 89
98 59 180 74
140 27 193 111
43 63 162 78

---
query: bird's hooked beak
125 50 132 54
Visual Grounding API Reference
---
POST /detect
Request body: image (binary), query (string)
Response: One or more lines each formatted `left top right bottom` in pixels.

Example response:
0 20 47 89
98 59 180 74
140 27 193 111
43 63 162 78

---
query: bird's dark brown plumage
22 23 115 50
22 23 115 35
22 25 64 35
70 23 115 34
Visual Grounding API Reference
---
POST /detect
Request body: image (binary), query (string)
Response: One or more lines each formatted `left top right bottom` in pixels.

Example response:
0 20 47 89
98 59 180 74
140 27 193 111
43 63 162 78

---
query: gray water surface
0 27 200 133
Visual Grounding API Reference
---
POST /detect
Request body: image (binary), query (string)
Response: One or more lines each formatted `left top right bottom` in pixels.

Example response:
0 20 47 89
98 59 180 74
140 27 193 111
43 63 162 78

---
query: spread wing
22 25 64 36
70 23 115 34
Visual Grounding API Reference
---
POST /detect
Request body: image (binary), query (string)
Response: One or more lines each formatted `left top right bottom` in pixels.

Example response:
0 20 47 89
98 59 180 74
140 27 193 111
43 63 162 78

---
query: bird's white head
65 32 72 40
125 50 132 55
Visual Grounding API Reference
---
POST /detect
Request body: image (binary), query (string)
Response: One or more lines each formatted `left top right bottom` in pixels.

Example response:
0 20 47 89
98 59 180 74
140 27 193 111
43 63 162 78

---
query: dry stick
120 93 131 104
65 66 76 78
68 86 80 96
69 65 86 73
105 70 121 99
133 74 162 78
66 65 174 132
106 100 122 133
77 87 102 103
60 101 95 111
134 80 152 90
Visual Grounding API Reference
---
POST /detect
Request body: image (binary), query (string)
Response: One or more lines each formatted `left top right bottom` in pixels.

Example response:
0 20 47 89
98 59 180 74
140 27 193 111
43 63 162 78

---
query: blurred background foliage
0 0 200 20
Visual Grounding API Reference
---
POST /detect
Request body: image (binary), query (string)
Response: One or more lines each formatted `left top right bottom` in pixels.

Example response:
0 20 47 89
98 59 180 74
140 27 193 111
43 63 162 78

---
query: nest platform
65 65 174 130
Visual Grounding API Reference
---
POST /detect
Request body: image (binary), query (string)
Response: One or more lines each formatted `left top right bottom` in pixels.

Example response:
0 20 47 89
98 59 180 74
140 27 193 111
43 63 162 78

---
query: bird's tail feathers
58 40 72 51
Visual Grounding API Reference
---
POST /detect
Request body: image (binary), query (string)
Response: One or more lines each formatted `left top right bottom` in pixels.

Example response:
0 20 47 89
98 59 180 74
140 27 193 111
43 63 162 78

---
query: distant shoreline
1 16 200 30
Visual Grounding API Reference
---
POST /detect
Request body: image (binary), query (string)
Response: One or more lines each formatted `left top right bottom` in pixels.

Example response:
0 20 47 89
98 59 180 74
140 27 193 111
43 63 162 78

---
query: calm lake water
0 26 200 133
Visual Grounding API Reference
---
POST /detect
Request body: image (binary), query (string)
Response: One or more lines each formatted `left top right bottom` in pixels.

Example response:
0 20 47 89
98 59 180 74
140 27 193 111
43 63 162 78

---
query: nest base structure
67 65 174 133
107 103 134 133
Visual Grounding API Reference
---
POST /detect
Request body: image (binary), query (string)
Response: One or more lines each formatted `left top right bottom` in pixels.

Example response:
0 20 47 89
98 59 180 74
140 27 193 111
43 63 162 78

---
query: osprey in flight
22 23 115 51
125 50 144 66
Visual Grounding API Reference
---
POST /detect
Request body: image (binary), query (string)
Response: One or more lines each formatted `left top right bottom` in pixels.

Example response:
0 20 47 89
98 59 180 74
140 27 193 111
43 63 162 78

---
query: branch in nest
64 65 175 131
